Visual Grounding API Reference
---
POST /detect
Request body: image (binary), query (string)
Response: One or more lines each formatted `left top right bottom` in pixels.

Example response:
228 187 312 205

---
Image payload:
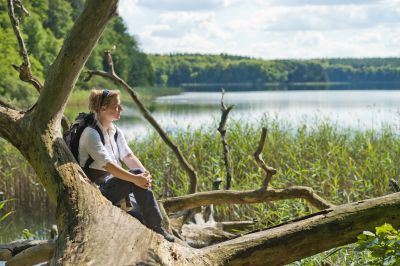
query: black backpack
63 112 118 170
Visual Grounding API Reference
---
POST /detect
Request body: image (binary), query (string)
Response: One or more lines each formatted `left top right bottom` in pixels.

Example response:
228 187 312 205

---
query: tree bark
200 192 400 265
162 186 334 213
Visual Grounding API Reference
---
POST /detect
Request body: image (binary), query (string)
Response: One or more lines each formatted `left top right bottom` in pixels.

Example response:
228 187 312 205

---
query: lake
1 88 400 245
116 89 400 142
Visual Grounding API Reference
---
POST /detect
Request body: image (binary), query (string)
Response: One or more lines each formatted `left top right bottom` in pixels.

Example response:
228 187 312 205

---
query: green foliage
21 228 37 240
356 223 400 265
0 0 154 105
0 199 14 223
45 0 74 39
150 54 400 88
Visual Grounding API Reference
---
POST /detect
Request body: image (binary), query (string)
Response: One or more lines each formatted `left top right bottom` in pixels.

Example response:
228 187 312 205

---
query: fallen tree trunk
201 192 400 265
2 192 400 265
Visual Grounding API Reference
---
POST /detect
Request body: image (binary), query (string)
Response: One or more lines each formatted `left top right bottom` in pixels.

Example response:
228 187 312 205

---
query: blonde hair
88 89 120 113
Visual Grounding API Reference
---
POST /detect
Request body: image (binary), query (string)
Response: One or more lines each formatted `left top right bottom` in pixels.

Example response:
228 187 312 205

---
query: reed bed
1 117 399 264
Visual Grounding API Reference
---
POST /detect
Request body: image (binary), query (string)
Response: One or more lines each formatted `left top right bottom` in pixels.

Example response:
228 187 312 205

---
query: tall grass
1 117 399 264
131 119 399 265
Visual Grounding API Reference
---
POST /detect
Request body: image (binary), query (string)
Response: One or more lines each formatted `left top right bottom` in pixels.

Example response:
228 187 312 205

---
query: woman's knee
129 168 144 175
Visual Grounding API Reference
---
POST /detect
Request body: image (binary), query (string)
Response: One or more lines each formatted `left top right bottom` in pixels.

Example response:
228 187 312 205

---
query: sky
118 0 400 59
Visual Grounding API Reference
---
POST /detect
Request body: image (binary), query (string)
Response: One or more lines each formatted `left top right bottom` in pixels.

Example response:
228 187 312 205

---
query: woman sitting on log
78 88 174 242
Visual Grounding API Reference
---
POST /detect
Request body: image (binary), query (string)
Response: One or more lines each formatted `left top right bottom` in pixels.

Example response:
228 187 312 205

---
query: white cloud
136 0 225 11
119 0 400 59
266 0 381 6
228 4 400 33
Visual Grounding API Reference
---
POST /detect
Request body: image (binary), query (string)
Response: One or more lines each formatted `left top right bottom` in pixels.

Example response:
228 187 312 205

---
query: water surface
117 90 400 141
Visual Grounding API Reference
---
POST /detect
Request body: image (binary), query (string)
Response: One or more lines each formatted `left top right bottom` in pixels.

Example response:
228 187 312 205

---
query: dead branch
390 178 400 192
1 240 55 266
217 88 234 190
14 0 29 16
162 185 334 213
220 220 257 232
7 0 43 92
181 221 237 248
254 127 277 188
85 50 198 194
7 0 72 129
0 239 54 260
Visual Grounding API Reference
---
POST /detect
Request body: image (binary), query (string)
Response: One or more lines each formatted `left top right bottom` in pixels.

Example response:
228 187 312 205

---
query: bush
356 223 400 265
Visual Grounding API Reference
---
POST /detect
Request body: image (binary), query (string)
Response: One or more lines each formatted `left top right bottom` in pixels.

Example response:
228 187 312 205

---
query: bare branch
201 192 400 266
254 127 277 188
14 0 29 16
217 88 234 190
85 51 198 194
162 186 335 213
7 0 43 92
220 220 257 232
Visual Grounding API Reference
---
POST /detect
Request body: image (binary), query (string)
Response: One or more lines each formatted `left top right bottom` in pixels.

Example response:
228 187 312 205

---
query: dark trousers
99 168 163 229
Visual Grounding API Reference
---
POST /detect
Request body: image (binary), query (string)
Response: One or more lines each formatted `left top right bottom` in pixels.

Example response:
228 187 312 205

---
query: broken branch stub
7 0 43 92
217 88 234 190
254 127 277 189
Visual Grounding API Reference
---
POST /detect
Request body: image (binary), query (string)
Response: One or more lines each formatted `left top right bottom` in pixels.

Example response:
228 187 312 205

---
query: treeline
0 0 154 107
149 54 400 87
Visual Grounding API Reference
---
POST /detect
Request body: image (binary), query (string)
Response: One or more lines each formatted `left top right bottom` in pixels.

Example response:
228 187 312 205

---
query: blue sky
119 0 400 59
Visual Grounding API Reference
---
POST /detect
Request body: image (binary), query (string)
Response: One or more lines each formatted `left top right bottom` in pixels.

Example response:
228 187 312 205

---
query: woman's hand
104 162 152 189
133 171 152 189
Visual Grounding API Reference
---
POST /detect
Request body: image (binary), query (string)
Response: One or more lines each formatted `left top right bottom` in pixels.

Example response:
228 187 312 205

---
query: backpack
63 112 118 170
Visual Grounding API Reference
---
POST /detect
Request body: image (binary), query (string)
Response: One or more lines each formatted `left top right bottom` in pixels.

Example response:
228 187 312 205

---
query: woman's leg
100 170 174 241
128 194 145 224
128 168 163 229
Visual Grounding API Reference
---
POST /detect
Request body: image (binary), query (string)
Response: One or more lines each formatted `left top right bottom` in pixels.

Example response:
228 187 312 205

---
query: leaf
377 223 397 236
0 211 13 222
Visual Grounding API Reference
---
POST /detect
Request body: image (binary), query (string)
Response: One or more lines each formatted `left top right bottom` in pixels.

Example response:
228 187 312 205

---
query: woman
78 88 174 242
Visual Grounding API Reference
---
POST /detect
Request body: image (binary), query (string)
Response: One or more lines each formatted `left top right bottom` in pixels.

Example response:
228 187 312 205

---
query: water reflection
117 89 400 142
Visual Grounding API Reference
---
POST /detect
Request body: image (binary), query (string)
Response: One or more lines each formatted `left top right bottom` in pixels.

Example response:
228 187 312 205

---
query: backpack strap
83 125 119 185
114 126 119 159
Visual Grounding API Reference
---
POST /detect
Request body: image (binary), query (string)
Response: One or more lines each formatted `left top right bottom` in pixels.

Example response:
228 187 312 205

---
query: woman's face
102 95 122 121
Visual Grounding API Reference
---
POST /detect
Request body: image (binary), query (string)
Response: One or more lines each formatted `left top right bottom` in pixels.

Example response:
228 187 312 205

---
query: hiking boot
153 226 175 242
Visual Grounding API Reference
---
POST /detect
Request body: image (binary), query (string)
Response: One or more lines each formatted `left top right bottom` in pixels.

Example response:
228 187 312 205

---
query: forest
0 0 154 107
150 53 400 88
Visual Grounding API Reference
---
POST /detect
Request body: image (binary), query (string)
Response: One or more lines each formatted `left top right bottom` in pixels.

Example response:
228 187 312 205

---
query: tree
1 1 400 265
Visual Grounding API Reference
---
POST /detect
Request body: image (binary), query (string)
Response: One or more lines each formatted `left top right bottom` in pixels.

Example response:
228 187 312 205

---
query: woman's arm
122 153 146 171
104 161 151 189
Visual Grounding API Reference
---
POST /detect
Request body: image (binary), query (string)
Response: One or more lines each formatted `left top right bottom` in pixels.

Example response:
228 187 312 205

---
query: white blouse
78 121 133 171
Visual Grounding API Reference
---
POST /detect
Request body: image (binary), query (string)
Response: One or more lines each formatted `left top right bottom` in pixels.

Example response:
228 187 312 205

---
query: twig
217 88 234 190
254 127 276 189
85 50 198 194
390 178 400 192
7 0 43 92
